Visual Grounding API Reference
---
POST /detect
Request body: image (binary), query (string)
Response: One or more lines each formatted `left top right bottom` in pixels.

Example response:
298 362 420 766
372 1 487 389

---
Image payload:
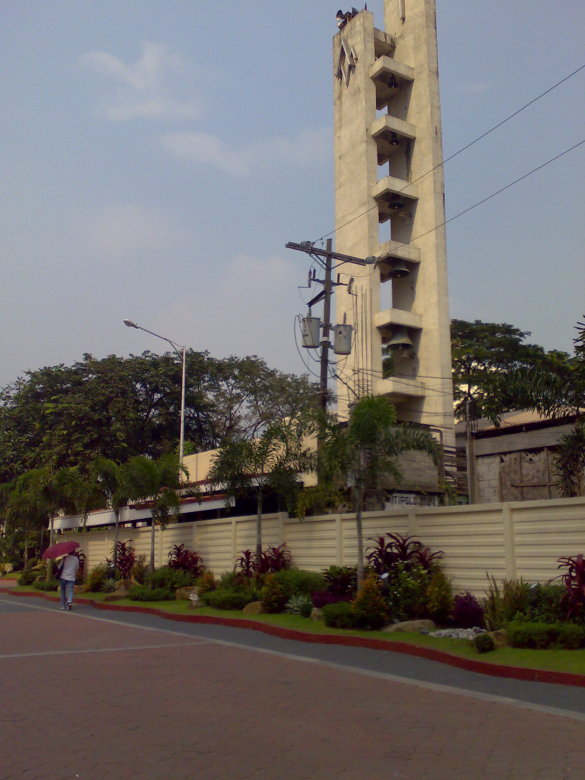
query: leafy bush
312 590 349 609
426 569 453 625
196 571 217 596
322 600 357 629
87 563 112 593
451 592 485 628
147 566 195 591
260 573 289 613
472 633 495 653
352 575 389 630
274 568 325 596
33 577 59 591
322 566 358 598
201 589 255 610
557 554 585 621
128 585 174 602
285 593 314 618
386 564 431 622
101 578 118 593
483 576 532 630
18 568 36 586
523 583 565 624
168 544 204 578
131 555 147 584
507 621 585 650
114 541 135 580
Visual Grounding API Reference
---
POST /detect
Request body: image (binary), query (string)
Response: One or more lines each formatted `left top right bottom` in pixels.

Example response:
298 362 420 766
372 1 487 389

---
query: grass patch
7 584 585 677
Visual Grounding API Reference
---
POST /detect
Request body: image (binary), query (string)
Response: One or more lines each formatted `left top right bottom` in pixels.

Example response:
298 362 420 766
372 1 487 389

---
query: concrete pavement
1 589 585 779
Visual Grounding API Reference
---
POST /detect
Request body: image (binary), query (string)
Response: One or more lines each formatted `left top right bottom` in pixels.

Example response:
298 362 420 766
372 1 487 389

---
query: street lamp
123 319 187 473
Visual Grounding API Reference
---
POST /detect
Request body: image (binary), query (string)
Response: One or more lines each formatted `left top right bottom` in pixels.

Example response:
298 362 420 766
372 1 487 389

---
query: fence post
502 503 516 580
336 515 343 566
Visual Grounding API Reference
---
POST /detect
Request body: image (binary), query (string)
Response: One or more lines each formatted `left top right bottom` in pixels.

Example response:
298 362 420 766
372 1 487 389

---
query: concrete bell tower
333 0 454 450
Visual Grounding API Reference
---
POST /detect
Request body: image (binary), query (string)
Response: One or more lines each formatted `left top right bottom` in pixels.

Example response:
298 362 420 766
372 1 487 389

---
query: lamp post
123 319 187 473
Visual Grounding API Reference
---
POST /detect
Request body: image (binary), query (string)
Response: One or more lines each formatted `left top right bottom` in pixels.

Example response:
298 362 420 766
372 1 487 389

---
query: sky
1 0 584 389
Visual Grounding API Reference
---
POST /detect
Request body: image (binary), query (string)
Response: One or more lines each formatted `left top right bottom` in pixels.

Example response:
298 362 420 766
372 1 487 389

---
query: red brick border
8 588 585 688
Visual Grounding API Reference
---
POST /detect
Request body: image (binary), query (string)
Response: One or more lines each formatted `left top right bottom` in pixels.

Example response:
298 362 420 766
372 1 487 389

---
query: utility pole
465 397 476 503
319 240 333 412
286 241 376 411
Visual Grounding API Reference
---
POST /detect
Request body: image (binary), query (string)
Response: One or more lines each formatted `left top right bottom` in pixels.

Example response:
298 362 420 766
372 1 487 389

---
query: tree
0 351 315 483
491 316 585 496
317 397 439 585
91 457 130 570
450 319 571 422
121 454 187 573
207 416 314 563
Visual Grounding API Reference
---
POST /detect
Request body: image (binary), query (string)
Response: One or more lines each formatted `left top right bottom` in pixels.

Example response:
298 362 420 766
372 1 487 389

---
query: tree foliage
450 319 571 422
207 416 314 561
0 351 316 483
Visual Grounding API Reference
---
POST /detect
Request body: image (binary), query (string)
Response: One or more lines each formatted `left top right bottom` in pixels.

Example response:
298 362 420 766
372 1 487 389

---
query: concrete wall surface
62 497 585 598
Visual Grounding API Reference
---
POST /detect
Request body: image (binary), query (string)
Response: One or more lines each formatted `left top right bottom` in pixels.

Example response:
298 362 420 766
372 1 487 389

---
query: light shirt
61 554 79 581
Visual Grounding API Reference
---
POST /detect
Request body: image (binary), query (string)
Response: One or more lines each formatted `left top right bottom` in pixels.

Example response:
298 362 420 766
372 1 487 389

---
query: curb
7 588 585 688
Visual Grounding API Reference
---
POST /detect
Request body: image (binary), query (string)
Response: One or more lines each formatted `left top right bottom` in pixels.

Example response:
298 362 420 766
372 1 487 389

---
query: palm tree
208 416 313 564
318 396 439 585
122 454 187 572
91 457 130 570
10 466 80 579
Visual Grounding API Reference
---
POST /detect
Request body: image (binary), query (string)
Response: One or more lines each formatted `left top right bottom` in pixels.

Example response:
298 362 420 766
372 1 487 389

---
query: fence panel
58 497 585 596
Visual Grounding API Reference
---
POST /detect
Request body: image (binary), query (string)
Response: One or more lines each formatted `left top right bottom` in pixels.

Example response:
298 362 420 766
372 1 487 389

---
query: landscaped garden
8 535 585 677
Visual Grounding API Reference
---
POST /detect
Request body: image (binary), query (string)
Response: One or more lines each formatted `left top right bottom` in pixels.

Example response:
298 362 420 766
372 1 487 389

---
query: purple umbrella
42 541 80 560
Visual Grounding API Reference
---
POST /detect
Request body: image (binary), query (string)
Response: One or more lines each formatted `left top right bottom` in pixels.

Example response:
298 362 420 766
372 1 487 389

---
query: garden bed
7 585 585 685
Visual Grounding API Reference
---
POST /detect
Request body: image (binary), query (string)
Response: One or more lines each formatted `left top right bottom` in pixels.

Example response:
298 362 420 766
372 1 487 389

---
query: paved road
1 590 585 779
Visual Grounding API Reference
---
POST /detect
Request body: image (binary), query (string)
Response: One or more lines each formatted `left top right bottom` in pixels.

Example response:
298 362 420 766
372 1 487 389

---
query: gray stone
311 607 324 622
383 619 436 633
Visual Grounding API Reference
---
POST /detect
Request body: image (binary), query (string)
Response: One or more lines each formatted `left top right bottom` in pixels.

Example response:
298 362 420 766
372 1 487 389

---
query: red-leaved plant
235 544 292 577
366 533 443 575
557 553 585 620
168 544 204 577
114 541 135 580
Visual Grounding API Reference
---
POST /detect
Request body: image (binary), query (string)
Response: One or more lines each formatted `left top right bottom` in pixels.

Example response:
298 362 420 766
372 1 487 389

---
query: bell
388 195 405 210
387 326 414 351
388 259 410 278
389 132 400 146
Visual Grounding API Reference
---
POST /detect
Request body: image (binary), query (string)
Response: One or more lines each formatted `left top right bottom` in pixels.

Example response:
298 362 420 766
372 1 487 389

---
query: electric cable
316 62 585 243
318 137 585 284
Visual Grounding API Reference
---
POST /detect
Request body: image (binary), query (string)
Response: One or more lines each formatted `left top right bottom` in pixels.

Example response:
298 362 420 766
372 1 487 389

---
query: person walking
58 553 80 611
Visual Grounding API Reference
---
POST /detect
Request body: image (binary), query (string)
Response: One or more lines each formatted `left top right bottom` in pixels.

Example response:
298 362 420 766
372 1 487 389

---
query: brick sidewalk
1 603 584 779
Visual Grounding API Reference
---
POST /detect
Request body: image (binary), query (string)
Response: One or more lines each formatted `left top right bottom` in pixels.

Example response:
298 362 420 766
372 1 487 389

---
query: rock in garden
176 586 196 601
243 601 264 615
384 619 436 633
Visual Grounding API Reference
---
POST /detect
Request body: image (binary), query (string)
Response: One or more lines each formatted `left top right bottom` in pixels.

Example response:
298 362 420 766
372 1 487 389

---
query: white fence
62 496 585 596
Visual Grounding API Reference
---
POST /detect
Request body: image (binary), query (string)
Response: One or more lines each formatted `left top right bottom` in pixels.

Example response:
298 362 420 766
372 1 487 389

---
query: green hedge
507 621 585 650
127 585 174 602
201 590 255 611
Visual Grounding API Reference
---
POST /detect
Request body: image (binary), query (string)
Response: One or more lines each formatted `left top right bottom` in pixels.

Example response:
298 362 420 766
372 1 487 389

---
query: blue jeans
59 578 75 608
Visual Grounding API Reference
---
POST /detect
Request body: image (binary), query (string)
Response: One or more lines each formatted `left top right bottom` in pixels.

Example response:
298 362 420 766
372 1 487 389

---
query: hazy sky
1 0 584 388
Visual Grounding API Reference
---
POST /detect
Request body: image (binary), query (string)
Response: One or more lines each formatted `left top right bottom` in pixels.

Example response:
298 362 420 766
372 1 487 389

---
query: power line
331 137 585 282
317 62 585 242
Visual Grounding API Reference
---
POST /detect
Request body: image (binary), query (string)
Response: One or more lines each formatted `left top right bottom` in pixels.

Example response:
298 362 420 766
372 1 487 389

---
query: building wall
63 496 585 598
